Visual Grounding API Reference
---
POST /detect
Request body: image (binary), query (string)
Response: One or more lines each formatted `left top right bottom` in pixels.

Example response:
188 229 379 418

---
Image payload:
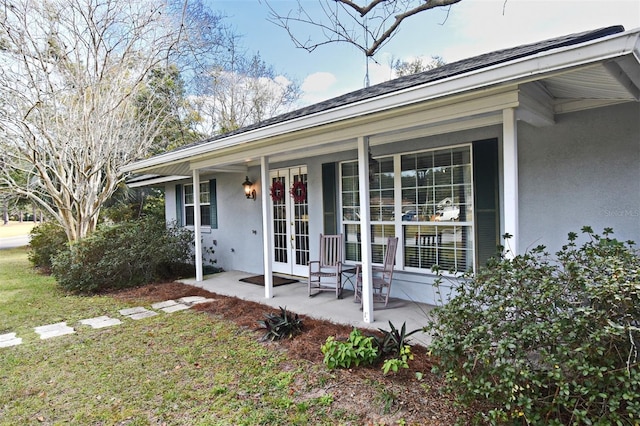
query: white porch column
502 108 519 257
261 156 274 298
357 136 374 323
192 169 203 282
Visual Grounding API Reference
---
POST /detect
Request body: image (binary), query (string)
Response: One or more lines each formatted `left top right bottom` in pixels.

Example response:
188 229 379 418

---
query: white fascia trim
122 29 640 174
126 175 188 188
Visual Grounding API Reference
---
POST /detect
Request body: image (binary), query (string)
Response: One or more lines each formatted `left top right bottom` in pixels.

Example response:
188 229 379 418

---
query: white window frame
184 181 211 228
339 143 475 274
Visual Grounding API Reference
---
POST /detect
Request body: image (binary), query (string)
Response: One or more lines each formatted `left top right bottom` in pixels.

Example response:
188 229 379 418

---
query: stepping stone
151 300 178 310
0 332 22 348
178 296 215 305
159 303 189 313
119 306 150 316
129 310 158 320
119 306 158 320
34 322 75 339
79 316 122 329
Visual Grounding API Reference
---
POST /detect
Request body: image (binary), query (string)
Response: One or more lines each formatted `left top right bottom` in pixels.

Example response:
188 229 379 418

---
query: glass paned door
270 167 309 276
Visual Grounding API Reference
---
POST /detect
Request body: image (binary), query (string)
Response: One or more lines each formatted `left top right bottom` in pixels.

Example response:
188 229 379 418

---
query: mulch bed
111 281 471 425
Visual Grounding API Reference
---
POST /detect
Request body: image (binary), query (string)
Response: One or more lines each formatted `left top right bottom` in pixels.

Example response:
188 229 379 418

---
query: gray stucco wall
518 102 640 253
165 171 265 275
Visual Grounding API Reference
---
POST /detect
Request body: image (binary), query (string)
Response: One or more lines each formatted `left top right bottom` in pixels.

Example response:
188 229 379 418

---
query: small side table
342 266 358 291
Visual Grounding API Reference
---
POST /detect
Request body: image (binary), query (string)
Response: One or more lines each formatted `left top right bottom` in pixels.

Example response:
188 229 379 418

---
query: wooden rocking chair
308 234 344 298
354 237 399 308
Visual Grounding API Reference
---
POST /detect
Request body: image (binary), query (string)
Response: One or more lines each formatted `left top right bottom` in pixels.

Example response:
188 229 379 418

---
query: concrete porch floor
181 271 435 347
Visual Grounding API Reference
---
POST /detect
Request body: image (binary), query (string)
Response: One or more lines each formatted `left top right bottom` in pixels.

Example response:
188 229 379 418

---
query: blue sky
206 0 640 106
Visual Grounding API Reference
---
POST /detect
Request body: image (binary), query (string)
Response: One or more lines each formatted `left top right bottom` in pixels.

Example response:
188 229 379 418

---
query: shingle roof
175 25 625 152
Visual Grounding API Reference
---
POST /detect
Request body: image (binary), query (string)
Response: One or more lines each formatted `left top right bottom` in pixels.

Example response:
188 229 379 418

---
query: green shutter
209 179 218 229
175 184 184 226
322 163 338 235
473 139 500 266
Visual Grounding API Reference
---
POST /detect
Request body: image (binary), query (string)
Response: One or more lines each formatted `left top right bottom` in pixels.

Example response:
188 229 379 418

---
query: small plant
316 394 334 406
375 388 397 414
375 321 421 357
256 306 303 341
381 344 414 374
321 328 378 369
375 321 421 375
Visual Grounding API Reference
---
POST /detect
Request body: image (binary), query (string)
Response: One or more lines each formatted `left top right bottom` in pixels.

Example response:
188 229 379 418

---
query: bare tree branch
265 0 463 58
192 51 301 135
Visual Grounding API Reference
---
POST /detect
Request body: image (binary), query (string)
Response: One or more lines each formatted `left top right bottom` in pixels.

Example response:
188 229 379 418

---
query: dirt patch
112 281 469 425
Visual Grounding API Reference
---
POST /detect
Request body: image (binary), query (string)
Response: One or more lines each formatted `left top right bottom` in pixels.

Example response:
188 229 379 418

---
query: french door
270 167 309 276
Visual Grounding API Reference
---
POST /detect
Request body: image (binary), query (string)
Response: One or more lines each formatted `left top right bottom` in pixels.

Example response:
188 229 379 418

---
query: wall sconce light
242 176 256 200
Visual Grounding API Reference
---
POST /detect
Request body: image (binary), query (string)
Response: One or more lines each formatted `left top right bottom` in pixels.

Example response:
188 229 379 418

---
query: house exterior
124 26 640 323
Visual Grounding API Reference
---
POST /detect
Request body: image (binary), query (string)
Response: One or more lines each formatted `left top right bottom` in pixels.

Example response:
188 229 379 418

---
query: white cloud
368 61 394 85
274 75 291 87
442 0 640 62
301 72 337 92
300 71 340 104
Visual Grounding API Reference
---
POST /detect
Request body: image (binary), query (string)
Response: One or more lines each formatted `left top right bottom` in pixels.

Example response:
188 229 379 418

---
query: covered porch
180 270 435 347
123 27 640 329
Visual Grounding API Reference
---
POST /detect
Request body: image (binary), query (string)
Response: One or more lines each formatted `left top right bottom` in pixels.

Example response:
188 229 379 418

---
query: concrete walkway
181 271 435 346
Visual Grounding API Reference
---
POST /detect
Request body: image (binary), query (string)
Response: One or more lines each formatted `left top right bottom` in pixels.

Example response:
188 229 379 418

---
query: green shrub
321 328 378 369
256 306 303 341
428 227 640 425
28 222 68 271
51 217 193 294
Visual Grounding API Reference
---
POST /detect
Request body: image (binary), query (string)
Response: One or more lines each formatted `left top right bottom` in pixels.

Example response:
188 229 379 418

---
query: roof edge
123 26 639 175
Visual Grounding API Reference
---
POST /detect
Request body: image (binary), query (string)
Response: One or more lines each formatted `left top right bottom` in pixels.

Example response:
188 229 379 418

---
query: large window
342 159 397 264
340 145 474 272
401 147 473 272
181 180 217 228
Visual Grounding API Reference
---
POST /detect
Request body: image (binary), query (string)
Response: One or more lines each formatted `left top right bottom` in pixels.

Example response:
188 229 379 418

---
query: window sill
184 225 213 234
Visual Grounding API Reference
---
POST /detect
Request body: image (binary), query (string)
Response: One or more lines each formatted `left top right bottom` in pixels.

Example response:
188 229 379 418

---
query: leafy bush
52 217 193 294
256 306 303 341
428 227 640 425
321 328 378 369
28 222 68 271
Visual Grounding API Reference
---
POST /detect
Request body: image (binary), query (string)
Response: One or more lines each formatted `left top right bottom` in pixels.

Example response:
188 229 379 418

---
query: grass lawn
0 248 350 425
0 221 35 238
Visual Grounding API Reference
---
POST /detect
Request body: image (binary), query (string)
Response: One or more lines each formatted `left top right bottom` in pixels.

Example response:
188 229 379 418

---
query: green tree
137 65 203 156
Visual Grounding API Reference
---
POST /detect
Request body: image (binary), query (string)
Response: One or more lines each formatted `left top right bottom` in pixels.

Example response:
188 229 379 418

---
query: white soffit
545 64 638 100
